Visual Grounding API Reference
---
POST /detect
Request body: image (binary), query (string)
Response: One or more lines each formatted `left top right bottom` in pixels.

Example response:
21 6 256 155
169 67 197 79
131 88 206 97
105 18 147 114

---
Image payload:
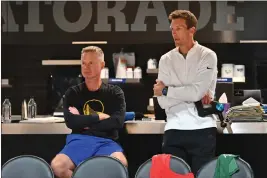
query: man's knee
51 159 66 177
51 154 74 177
111 152 128 167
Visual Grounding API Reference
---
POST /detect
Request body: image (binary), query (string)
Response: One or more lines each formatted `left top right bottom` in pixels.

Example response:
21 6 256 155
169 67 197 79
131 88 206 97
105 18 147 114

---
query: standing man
153 10 218 174
51 46 127 178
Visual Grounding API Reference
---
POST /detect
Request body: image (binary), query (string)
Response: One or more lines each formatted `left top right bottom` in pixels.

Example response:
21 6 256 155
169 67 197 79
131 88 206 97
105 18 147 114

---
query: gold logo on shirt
83 99 104 115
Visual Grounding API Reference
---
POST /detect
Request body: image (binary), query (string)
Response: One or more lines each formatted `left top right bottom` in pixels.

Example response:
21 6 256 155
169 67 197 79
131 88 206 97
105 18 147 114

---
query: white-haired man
51 46 127 178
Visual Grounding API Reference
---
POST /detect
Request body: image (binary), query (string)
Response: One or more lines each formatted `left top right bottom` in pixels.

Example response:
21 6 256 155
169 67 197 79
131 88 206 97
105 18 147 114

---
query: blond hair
169 10 197 29
81 46 104 62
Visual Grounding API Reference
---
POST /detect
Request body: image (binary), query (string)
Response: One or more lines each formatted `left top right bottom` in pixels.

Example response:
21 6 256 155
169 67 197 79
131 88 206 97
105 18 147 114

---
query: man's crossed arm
63 87 126 131
154 52 217 109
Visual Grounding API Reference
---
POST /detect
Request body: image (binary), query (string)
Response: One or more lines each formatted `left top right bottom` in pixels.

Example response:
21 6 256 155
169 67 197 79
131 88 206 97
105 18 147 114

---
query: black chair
72 156 128 178
135 155 191 178
196 156 254 178
2 155 54 178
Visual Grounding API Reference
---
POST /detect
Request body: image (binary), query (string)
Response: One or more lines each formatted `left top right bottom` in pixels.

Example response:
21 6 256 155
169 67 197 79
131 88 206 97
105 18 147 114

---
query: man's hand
153 79 166 96
69 107 80 115
98 113 110 120
202 93 212 105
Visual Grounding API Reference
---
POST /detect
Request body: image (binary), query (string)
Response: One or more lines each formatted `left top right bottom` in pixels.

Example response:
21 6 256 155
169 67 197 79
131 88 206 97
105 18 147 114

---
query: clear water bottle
2 98 12 123
28 97 37 118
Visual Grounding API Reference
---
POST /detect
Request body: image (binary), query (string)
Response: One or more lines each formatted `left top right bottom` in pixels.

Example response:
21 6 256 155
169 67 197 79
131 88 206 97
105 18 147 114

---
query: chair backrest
72 156 128 178
135 155 191 178
2 155 54 178
196 157 254 178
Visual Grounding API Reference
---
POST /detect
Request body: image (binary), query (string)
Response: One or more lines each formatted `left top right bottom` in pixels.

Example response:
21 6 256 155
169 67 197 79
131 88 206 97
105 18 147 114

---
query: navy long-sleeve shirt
63 82 126 140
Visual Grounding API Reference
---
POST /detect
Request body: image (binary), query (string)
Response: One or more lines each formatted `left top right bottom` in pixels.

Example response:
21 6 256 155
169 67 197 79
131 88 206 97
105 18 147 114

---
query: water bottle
134 67 142 79
2 98 11 123
28 97 37 118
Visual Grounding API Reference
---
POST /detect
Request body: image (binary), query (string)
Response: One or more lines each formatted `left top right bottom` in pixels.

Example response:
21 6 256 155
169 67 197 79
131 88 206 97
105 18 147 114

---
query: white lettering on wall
197 1 211 30
94 1 129 32
24 1 44 32
213 1 244 31
131 1 169 31
1 1 245 33
1 1 19 32
53 1 92 32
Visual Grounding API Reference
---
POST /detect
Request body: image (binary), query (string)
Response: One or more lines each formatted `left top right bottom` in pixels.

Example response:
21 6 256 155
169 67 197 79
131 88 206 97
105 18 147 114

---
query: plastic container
134 67 142 79
221 64 234 78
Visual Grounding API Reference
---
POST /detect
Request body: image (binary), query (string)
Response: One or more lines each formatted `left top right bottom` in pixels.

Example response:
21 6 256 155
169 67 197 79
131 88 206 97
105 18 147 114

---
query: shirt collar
176 41 199 56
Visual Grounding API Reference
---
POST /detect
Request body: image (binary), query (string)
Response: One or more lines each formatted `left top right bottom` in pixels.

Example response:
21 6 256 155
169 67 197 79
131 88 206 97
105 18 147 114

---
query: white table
2 120 267 134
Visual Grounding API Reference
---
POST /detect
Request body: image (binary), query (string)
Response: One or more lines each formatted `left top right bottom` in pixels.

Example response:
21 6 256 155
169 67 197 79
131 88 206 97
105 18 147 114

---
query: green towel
214 154 239 178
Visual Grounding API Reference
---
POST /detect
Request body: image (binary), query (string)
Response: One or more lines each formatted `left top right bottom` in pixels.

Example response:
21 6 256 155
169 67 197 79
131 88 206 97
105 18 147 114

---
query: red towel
150 154 195 178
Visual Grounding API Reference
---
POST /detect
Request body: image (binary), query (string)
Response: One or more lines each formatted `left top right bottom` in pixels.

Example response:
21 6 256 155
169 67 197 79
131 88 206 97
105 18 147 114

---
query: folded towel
214 154 239 178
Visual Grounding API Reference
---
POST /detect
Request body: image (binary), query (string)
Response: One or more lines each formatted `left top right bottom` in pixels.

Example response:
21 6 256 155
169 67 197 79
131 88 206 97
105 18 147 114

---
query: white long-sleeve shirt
157 42 218 130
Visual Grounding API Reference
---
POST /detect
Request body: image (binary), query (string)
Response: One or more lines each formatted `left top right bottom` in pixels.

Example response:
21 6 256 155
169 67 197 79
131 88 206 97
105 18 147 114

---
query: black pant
162 127 217 175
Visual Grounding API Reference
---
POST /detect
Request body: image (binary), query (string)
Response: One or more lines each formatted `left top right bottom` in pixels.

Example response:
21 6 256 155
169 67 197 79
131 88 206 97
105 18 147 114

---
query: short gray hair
81 46 104 62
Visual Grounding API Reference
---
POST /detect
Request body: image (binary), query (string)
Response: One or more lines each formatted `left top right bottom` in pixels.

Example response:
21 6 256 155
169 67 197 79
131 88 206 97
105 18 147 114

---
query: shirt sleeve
90 86 126 131
208 71 218 100
157 55 182 109
63 88 100 130
166 52 218 102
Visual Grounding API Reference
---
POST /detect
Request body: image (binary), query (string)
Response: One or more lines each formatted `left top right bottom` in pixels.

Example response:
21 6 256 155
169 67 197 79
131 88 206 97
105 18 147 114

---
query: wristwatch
162 87 168 96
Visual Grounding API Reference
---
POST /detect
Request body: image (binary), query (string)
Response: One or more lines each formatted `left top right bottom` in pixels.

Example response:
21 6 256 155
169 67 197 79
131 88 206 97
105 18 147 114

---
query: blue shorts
59 134 123 166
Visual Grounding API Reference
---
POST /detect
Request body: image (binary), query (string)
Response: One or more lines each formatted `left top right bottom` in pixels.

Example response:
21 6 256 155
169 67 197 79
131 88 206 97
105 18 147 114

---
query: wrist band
162 87 168 96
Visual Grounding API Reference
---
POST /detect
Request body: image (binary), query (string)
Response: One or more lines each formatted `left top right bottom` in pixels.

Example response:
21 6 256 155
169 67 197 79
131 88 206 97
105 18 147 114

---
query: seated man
51 46 127 178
